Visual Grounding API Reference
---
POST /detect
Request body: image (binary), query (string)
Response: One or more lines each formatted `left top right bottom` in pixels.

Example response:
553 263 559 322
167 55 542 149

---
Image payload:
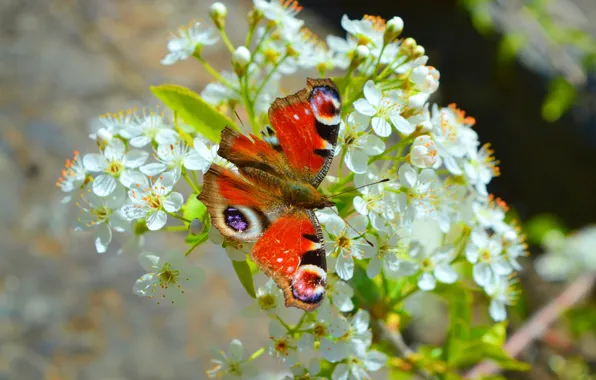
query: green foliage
233 260 257 299
151 84 238 142
542 77 577 122
438 284 529 372
566 306 596 338
525 213 566 245
182 196 210 245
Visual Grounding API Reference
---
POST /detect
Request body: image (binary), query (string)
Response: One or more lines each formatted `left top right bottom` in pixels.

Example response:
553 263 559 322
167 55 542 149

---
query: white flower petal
331 363 349 380
362 134 385 156
398 164 417 188
129 135 151 148
92 174 118 197
473 263 492 287
125 150 149 168
363 80 381 107
353 99 376 116
390 113 415 135
146 210 167 231
139 252 161 272
434 264 458 284
363 350 387 371
367 257 382 278
163 192 183 212
345 149 369 174
183 151 209 172
489 299 507 322
371 117 392 137
418 272 436 291
353 196 369 215
229 339 244 362
140 163 168 177
120 170 149 189
133 273 157 296
83 154 107 172
94 224 112 254
335 254 354 280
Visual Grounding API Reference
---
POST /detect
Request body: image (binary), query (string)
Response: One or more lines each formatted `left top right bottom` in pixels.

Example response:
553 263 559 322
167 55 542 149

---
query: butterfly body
199 78 341 311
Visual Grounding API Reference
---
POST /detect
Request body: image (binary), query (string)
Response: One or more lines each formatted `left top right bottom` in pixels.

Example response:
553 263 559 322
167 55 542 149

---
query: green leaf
350 261 382 308
151 84 238 142
331 76 367 95
541 77 576 122
525 213 566 244
232 260 257 299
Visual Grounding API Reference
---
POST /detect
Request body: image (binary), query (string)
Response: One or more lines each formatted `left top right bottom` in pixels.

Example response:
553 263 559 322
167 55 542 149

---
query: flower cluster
57 1 529 378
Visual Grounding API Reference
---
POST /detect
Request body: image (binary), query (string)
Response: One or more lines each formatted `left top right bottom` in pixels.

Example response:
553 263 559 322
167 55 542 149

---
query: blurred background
1 0 595 378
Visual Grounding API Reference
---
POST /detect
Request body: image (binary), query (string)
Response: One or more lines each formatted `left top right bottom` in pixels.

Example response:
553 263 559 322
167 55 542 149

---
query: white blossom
75 186 130 253
410 135 439 169
162 22 218 65
133 251 204 305
140 138 213 179
121 112 179 148
254 0 304 30
354 80 413 137
485 275 518 322
324 215 374 280
207 339 258 379
336 112 384 174
57 151 88 194
397 163 440 227
121 173 184 231
466 228 512 288
83 139 149 197
463 143 500 196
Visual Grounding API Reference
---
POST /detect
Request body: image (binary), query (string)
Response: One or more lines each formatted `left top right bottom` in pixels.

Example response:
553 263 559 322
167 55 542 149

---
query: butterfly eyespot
224 206 249 232
291 264 326 305
217 205 269 240
310 86 341 127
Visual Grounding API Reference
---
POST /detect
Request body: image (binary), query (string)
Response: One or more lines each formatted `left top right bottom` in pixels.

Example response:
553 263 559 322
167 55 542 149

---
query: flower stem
164 225 188 232
247 347 266 362
276 316 293 332
184 239 203 256
218 27 235 53
165 210 192 224
194 53 238 91
253 53 288 101
182 170 201 194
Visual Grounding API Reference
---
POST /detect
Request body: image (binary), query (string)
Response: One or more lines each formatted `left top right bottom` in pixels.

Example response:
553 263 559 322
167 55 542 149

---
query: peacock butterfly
198 78 341 311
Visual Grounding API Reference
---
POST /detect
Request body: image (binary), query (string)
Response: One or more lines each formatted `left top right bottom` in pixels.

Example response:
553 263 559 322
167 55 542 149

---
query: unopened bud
189 219 205 235
401 37 416 56
410 135 438 169
248 9 264 28
210 2 228 29
413 45 425 58
96 128 113 142
384 16 404 44
350 45 370 70
232 46 251 76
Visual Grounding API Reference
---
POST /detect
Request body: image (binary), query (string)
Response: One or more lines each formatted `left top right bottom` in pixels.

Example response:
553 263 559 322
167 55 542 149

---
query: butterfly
198 78 342 311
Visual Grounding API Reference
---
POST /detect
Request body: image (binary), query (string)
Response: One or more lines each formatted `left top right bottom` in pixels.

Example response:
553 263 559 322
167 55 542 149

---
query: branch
373 319 431 379
465 273 596 378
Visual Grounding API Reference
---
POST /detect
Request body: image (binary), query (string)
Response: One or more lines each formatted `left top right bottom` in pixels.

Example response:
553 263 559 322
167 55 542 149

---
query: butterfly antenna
233 110 255 142
328 208 375 247
331 178 390 198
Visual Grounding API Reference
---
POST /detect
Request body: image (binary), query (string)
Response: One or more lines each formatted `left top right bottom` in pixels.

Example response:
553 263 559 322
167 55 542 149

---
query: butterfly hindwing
252 209 326 311
198 164 284 241
268 78 342 187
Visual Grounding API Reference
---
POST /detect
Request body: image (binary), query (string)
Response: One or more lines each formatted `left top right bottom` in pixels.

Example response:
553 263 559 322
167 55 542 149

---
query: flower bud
413 45 425 58
410 135 438 168
210 2 228 29
384 16 404 44
232 46 251 76
189 219 205 235
248 9 264 28
408 93 428 110
349 45 370 70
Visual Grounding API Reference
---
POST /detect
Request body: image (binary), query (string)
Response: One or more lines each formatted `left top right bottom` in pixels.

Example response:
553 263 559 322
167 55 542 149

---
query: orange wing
252 210 326 311
268 78 342 187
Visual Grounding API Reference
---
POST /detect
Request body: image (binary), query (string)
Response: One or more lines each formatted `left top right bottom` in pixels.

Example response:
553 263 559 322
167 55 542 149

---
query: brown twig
465 274 596 379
